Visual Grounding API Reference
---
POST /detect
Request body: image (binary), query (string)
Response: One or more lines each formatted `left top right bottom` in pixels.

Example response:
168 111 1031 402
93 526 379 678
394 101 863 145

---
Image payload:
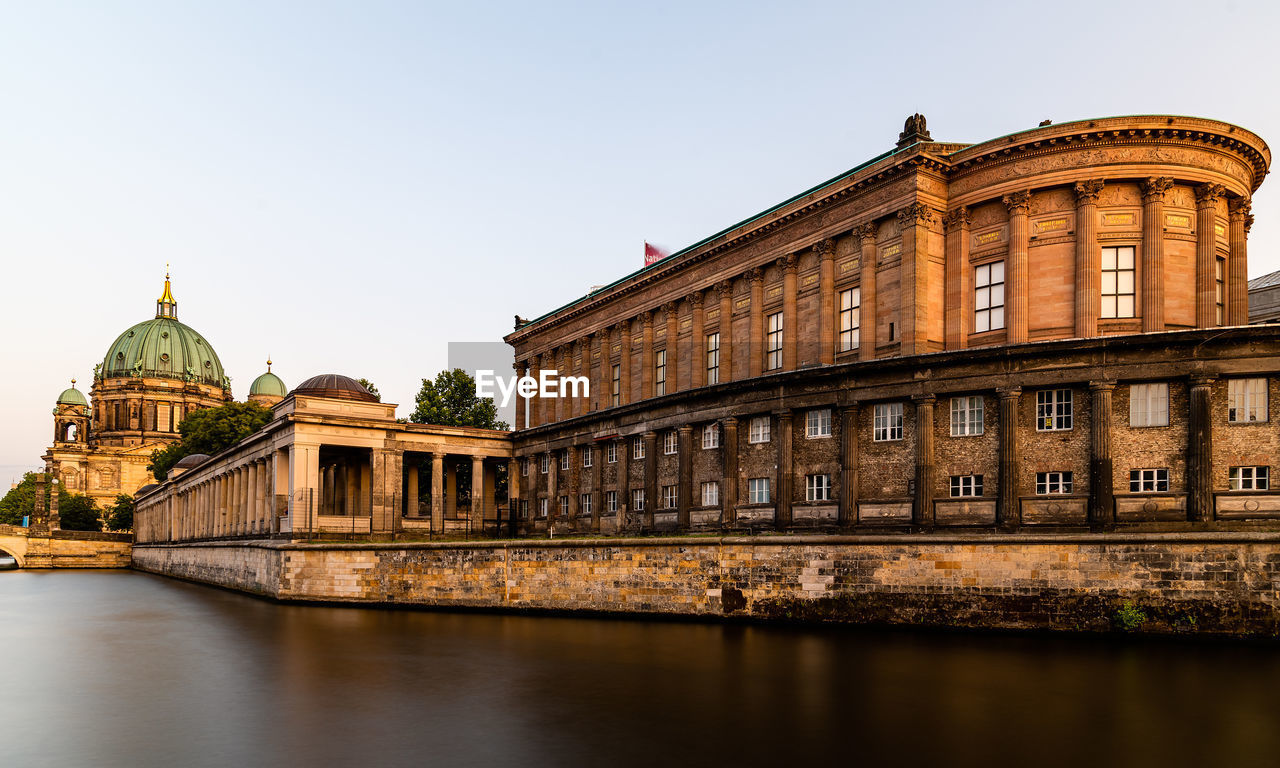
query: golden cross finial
267 356 273 372
70 378 76 387
165 261 170 280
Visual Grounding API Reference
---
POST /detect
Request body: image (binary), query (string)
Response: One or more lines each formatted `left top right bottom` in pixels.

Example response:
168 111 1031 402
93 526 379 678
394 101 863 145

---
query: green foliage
148 401 274 480
106 494 135 532
1113 601 1147 632
0 472 68 526
410 369 509 430
356 378 381 402
59 494 102 532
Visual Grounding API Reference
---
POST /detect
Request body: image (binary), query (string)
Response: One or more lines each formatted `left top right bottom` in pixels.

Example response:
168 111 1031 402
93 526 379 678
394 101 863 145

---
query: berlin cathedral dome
99 273 228 389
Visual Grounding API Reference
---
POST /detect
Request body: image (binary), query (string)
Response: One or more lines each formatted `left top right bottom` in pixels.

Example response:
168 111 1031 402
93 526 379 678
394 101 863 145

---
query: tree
106 494 135 532
0 472 66 526
410 369 509 430
59 494 102 532
356 378 381 402
148 401 274 481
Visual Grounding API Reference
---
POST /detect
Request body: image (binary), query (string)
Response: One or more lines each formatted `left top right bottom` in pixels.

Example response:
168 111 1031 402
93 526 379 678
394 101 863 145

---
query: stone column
943 207 970 349
374 449 402 536
1228 197 1252 325
897 203 935 356
913 395 936 529
780 254 798 371
997 387 1022 531
514 360 528 430
1073 180 1104 337
717 281 734 383
642 431 657 530
817 239 835 365
506 457 520 534
590 445 603 533
430 452 444 533
839 404 859 526
664 301 679 394
1089 382 1115 530
721 417 738 527
32 471 46 528
553 347 566 424
1195 183 1226 327
677 425 693 530
579 336 591 416
689 291 705 389
640 310 654 400
1187 375 1215 522
748 268 764 378
1140 178 1172 332
471 455 485 531
1003 190 1031 344
597 329 611 410
857 222 878 360
619 320 632 406
546 450 558 524
776 410 793 530
566 445 579 524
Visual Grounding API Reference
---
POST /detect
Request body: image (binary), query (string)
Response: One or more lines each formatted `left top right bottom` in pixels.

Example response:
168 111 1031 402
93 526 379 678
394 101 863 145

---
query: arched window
64 423 78 442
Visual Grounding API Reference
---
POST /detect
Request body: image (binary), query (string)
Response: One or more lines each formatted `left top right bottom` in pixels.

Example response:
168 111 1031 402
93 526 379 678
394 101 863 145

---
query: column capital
812 238 835 259
995 386 1023 399
1141 176 1174 203
1088 380 1117 392
717 278 735 296
662 300 678 315
687 290 704 308
777 253 798 273
722 415 738 427
773 408 793 419
1244 213 1255 233
1189 373 1218 388
1228 196 1252 221
677 425 693 435
911 393 936 405
643 430 657 439
1002 190 1032 214
942 206 970 231
1195 183 1227 208
896 202 936 227
856 221 878 243
841 403 859 414
640 309 654 324
747 267 763 286
1073 179 1105 205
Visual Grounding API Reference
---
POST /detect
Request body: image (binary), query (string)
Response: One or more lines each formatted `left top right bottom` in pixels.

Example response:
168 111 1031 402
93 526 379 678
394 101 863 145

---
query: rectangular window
1230 466 1270 491
873 403 903 442
1129 383 1169 427
1036 471 1073 495
664 431 678 455
633 436 645 459
748 477 771 504
559 451 570 471
1129 468 1169 493
1101 246 1136 319
766 311 783 370
950 474 983 497
950 396 984 436
702 423 719 449
579 493 592 515
540 454 549 474
1216 257 1226 325
605 490 618 513
607 442 618 463
805 474 831 502
631 489 645 512
974 261 1006 333
749 416 771 443
654 349 666 396
806 408 832 438
520 499 529 519
706 333 720 385
559 496 569 517
839 287 860 352
611 364 620 407
582 447 593 468
1228 378 1268 423
701 481 719 506
661 485 677 509
521 458 529 477
538 498 548 518
1036 389 1073 431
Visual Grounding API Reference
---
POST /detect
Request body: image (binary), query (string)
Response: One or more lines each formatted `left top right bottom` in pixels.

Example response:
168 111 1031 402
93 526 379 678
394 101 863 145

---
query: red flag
644 241 670 266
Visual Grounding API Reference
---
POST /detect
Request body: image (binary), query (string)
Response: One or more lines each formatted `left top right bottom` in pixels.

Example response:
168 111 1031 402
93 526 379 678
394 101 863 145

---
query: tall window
950 396 984 436
1101 246 1136 319
805 474 831 502
605 490 618 513
520 499 529 519
607 442 618 463
632 436 645 459
582 447 593 468
806 408 832 438
1228 378 1268 423
873 403 903 442
1216 257 1226 325
766 312 783 370
1230 466 1270 491
559 496 569 517
1129 383 1169 427
950 474 983 497
664 431 678 455
1036 471 1073 494
1036 389 1073 431
702 423 719 449
540 454 549 474
839 287 860 352
521 458 529 477
1130 468 1169 493
538 498 548 518
706 333 720 385
654 349 666 396
661 485 677 509
611 364 620 407
749 416 770 443
701 481 719 506
631 489 645 512
748 478 771 504
974 261 1005 333
580 493 592 515
559 451 569 471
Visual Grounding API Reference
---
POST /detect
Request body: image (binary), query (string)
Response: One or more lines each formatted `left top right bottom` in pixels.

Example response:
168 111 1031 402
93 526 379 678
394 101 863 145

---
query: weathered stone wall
133 533 1280 637
0 526 131 568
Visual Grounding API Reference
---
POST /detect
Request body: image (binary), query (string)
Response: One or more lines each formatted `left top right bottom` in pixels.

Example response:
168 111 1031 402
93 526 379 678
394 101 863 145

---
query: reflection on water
1 570 1278 768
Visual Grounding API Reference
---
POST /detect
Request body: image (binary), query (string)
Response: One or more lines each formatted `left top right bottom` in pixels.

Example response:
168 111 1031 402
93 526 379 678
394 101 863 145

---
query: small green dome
101 317 227 389
57 382 88 407
250 370 287 397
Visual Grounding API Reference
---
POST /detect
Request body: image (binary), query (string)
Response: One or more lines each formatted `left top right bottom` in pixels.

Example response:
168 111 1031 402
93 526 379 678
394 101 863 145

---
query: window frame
806 408 832 438
582 447 592 468
663 431 678 455
610 363 620 407
1129 468 1170 493
873 402 903 442
949 474 984 497
1228 378 1268 424
805 474 831 502
1129 383 1169 428
765 311 783 371
748 477 771 504
839 287 860 352
579 493 592 515
706 332 720 385
607 442 618 463
1229 466 1270 491
654 348 666 396
661 484 677 509
1100 245 1136 319
632 436 645 459
701 481 719 507
949 396 984 437
1035 471 1073 495
1036 389 1073 431
702 423 719 449
631 488 645 512
974 260 1006 333
605 490 618 513
748 416 771 444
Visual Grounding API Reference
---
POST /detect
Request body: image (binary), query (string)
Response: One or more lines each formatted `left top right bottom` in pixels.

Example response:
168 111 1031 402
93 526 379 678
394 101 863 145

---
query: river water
1 570 1278 768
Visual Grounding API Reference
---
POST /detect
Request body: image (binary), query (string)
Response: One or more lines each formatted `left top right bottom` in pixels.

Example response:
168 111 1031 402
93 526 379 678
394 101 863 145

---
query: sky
2 0 1278 478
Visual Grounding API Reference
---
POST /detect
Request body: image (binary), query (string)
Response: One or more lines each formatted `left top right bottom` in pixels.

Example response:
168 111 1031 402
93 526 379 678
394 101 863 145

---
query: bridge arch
0 543 24 569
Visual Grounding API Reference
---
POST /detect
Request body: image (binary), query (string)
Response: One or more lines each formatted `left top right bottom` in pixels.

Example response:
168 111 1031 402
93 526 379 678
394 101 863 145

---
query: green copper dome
57 381 88 407
250 370 287 397
98 274 228 390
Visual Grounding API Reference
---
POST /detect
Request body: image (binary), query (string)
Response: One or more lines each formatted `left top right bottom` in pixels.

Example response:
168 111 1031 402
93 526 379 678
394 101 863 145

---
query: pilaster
1141 178 1172 332
1003 191 1031 344
1074 180 1104 337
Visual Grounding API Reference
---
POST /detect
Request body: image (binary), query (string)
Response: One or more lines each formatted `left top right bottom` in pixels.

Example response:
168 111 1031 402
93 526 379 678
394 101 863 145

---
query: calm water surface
2 570 1278 768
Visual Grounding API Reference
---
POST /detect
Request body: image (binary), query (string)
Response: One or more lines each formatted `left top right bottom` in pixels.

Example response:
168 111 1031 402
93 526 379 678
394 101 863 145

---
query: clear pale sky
2 0 1278 478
